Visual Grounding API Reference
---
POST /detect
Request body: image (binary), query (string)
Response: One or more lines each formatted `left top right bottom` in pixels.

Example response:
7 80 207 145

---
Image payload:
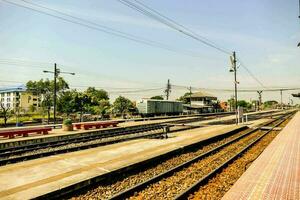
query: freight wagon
137 99 183 117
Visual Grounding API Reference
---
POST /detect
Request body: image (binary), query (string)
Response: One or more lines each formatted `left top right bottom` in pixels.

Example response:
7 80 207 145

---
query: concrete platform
0 110 283 149
0 116 202 149
0 124 245 200
222 111 300 200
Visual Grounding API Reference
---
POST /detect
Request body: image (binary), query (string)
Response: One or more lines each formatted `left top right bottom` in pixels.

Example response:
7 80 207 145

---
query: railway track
108 114 292 200
0 116 209 166
173 113 293 200
0 112 266 166
65 111 294 200
188 117 291 200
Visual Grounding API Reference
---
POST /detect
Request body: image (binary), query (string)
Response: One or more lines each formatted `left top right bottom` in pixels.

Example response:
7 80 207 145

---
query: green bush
63 118 72 126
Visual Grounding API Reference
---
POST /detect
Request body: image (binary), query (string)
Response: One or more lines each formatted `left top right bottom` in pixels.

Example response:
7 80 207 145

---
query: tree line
27 78 137 123
0 77 137 126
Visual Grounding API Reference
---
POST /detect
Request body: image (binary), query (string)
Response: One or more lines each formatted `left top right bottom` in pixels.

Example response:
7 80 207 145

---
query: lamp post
43 63 75 125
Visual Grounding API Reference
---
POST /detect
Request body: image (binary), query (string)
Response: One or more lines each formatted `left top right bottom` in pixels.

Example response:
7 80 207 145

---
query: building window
7 98 11 102
7 92 11 96
0 94 4 97
6 103 10 108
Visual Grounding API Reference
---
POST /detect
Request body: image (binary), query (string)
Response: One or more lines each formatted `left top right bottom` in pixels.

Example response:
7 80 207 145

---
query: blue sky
0 0 299 103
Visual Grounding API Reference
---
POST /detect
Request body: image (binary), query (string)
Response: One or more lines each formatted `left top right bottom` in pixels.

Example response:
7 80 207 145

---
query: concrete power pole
257 91 262 111
280 89 283 109
165 79 171 100
53 64 59 125
189 86 192 114
298 0 300 47
43 64 75 125
230 52 238 124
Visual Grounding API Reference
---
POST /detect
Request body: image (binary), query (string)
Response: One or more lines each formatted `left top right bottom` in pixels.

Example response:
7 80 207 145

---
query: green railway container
137 99 183 115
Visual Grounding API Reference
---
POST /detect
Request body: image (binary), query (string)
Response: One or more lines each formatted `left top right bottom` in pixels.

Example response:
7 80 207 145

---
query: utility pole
280 89 283 109
297 0 300 47
165 79 171 100
189 86 192 115
257 91 262 111
43 64 75 125
230 51 238 124
53 63 58 125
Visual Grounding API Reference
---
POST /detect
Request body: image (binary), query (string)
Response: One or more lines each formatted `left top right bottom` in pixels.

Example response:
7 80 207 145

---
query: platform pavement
0 109 281 145
0 124 247 200
222 111 300 200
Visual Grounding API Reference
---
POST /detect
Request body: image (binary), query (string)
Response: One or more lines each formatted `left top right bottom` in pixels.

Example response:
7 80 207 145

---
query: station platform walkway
222 111 300 200
0 124 245 200
0 110 280 149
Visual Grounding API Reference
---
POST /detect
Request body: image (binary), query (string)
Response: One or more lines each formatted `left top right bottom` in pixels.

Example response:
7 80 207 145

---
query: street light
43 63 75 125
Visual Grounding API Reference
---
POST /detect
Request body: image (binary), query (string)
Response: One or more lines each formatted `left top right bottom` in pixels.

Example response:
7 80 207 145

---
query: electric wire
117 0 232 55
117 0 268 89
1 0 277 91
171 84 300 93
2 0 203 58
237 59 267 89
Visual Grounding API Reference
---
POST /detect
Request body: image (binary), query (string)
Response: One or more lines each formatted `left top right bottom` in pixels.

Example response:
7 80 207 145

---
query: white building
0 86 39 111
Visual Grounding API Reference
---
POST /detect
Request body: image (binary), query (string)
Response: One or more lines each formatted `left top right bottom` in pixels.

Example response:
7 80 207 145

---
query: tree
94 99 111 119
83 87 110 116
237 100 248 108
177 92 192 104
85 87 109 105
227 99 252 111
57 90 77 116
26 77 69 123
73 92 91 121
0 103 11 127
150 95 164 100
113 96 134 118
263 100 278 109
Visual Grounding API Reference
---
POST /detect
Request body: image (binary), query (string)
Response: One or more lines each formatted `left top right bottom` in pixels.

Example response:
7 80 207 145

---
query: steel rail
33 111 293 200
0 116 203 155
174 113 293 200
0 124 164 156
0 117 209 165
107 112 292 200
0 130 166 166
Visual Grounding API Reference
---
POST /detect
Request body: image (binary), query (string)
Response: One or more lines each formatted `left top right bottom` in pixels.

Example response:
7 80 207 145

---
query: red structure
73 121 118 130
0 127 52 139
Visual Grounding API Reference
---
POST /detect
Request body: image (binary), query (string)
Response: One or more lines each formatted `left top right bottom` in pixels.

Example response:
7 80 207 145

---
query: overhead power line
117 0 232 55
0 59 52 69
118 0 268 89
3 0 203 58
0 79 164 93
171 84 300 93
4 0 267 90
237 59 267 89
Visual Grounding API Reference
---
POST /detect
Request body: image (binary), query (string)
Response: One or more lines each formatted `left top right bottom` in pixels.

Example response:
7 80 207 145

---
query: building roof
0 85 26 93
140 98 182 103
186 91 217 99
182 104 213 108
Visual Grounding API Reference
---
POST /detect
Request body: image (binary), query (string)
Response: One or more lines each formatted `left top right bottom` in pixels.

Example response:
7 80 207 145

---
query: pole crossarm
43 63 75 125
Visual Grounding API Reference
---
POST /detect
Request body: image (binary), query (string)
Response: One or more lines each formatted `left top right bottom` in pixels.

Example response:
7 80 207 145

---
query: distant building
183 91 218 113
0 86 39 112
